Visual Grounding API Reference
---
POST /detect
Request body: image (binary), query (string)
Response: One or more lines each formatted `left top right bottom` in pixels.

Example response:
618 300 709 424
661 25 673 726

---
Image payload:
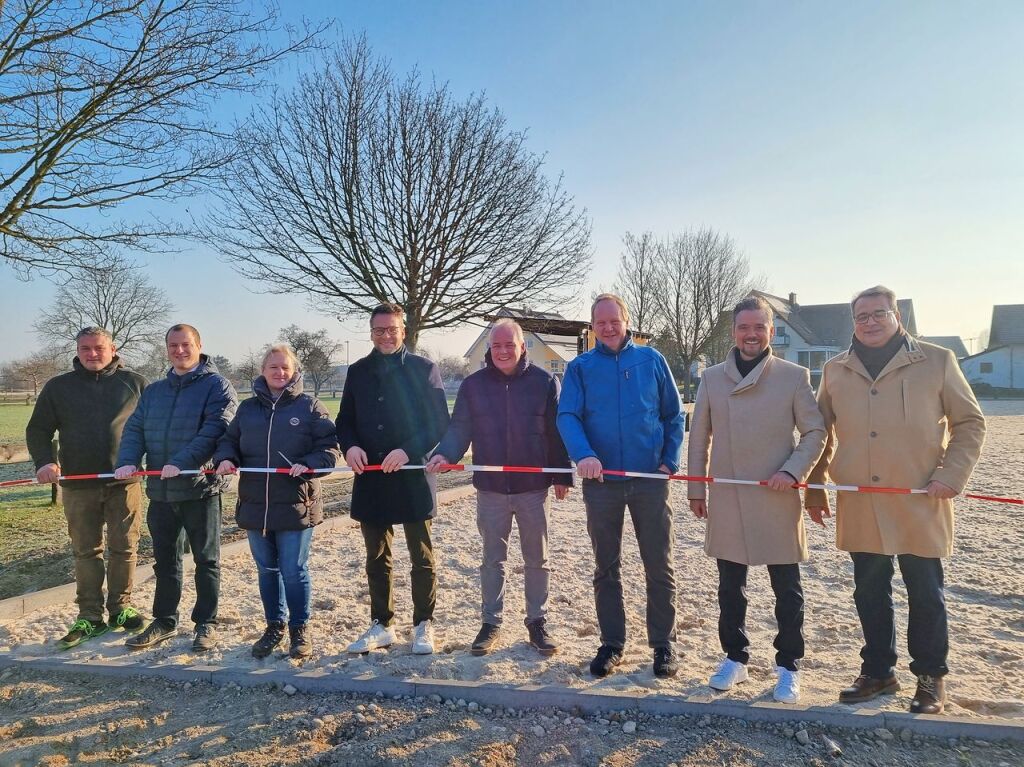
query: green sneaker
112 606 145 633
58 618 109 650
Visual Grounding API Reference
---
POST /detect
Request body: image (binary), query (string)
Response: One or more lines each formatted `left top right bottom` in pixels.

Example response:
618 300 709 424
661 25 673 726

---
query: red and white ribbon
1 464 1020 505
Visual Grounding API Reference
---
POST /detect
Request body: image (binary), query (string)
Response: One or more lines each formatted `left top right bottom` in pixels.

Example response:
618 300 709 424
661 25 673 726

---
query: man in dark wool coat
337 303 450 655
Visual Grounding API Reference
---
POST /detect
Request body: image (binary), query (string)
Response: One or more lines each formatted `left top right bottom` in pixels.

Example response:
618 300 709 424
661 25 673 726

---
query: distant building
959 305 1024 391
748 291 918 386
920 336 970 359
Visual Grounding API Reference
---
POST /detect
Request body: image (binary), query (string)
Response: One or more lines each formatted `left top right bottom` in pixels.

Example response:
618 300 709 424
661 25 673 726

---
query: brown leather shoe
910 675 945 714
839 674 901 703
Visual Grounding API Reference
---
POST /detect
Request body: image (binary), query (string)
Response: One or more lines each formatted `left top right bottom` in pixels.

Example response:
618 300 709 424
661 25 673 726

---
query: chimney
788 292 798 308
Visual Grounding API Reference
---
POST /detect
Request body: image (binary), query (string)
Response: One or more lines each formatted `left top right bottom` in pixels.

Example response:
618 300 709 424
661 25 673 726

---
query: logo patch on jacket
289 417 300 426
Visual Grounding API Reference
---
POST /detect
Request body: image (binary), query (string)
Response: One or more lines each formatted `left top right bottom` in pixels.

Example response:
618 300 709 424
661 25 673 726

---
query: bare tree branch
0 0 326 276
205 37 591 350
613 230 662 335
277 325 341 397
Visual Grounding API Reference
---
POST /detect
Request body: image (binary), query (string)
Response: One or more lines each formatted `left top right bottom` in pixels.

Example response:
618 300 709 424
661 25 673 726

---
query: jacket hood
252 372 304 405
484 348 530 378
165 353 217 387
73 355 125 378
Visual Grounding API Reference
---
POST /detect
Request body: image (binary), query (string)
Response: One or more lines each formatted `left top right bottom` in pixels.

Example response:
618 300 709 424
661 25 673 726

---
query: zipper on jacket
505 381 511 494
159 384 183 502
617 352 623 472
263 400 277 536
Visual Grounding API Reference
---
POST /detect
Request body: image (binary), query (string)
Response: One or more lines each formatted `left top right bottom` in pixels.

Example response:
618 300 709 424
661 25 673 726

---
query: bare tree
207 38 591 350
0 0 324 276
613 231 662 334
278 326 341 396
6 349 66 395
235 349 264 390
33 254 173 359
656 228 758 399
420 347 471 384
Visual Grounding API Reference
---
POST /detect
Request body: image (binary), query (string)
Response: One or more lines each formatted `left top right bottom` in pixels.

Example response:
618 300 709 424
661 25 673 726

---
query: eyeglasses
371 327 403 337
853 309 895 325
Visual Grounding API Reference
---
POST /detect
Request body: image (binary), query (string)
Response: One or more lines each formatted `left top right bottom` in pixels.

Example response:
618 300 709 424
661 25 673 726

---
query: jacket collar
166 353 214 387
73 355 124 379
595 331 635 356
253 373 304 405
369 345 408 368
484 348 530 378
724 346 773 393
838 335 928 382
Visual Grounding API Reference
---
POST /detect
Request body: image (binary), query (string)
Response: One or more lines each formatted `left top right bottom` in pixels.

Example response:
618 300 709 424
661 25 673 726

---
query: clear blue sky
2 0 1021 362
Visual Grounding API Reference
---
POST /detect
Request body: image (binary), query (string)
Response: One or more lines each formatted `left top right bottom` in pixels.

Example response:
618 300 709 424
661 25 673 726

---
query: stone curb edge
0 654 1021 743
0 484 477 621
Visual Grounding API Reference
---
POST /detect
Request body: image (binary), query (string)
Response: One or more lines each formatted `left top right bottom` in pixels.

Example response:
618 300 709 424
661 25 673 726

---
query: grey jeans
476 489 550 626
582 478 677 649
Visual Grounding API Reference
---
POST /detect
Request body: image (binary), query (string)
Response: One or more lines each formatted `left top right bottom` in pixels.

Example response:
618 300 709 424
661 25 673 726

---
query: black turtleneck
734 347 769 379
852 331 906 380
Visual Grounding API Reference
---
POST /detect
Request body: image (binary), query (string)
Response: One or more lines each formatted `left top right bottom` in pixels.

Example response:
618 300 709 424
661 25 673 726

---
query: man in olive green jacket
806 285 985 715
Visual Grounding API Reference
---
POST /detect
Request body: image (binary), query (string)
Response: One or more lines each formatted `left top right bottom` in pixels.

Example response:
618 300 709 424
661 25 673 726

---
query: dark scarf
734 347 769 379
852 331 906 380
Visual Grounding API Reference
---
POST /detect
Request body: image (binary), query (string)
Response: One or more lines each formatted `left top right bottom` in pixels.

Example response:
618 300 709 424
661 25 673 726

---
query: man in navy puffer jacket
427 319 572 656
116 324 237 653
558 294 684 680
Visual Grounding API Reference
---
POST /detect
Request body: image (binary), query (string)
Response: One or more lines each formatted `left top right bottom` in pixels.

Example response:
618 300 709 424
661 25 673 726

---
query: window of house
797 350 831 372
526 339 534 349
980 362 993 373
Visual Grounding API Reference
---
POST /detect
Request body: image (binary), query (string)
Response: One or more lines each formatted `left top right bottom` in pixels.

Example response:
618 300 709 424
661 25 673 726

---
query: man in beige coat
806 285 985 715
689 296 826 703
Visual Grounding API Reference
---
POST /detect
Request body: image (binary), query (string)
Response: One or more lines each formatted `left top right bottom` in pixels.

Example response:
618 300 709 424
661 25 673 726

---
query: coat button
377 424 384 430
378 396 384 402
870 388 878 395
870 431 877 437
871 475 880 482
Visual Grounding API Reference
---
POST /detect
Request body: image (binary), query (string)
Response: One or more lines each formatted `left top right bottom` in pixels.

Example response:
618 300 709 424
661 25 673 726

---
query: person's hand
554 484 570 501
381 448 409 473
346 446 368 474
925 480 957 499
215 460 237 475
806 506 831 527
114 465 137 480
36 463 60 484
160 464 181 479
425 454 449 474
766 471 797 491
689 499 707 519
577 456 603 481
288 463 309 477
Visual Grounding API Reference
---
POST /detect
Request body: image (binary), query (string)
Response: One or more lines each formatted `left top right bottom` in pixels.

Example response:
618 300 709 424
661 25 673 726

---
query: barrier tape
1 464 1021 505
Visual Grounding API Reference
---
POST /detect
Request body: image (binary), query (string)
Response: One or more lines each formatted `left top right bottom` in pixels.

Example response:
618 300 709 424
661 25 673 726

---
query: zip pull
625 370 629 380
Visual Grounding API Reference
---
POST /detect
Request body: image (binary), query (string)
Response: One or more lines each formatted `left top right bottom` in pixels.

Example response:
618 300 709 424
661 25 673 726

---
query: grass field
0 403 33 445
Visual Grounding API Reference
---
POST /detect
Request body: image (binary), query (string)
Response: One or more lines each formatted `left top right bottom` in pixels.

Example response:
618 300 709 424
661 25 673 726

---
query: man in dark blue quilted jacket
115 324 237 653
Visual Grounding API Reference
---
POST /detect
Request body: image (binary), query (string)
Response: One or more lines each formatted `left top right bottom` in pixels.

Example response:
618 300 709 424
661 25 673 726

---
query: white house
959 305 1024 391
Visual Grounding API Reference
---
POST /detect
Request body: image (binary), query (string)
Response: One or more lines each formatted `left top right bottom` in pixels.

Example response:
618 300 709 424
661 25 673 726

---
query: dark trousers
717 559 804 671
851 552 949 678
148 496 221 628
360 519 436 627
582 478 677 649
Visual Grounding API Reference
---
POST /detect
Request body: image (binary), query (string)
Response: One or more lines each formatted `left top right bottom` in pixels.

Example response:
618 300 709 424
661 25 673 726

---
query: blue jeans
148 496 221 628
247 528 314 627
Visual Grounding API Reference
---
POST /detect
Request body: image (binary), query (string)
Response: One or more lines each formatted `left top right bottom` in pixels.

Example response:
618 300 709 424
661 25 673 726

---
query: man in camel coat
688 296 826 704
806 285 985 715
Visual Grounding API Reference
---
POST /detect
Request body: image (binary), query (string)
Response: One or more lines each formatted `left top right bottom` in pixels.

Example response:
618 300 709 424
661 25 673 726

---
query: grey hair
261 344 301 372
489 318 525 345
851 285 897 312
590 293 631 325
75 326 113 342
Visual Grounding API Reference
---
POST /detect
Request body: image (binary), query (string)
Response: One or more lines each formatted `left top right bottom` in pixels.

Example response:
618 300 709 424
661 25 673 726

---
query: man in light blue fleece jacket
558 293 684 679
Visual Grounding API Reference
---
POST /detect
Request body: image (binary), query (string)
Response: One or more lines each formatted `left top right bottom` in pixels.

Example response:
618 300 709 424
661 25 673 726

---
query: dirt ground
1 665 1021 767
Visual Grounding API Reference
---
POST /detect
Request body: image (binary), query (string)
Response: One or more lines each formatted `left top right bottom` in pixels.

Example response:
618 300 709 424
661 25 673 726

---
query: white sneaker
347 621 397 653
773 667 801 704
708 657 749 691
411 619 435 655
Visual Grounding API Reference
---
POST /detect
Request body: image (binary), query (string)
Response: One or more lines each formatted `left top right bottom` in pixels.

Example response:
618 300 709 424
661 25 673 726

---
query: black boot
289 624 312 659
527 619 557 656
252 621 286 659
